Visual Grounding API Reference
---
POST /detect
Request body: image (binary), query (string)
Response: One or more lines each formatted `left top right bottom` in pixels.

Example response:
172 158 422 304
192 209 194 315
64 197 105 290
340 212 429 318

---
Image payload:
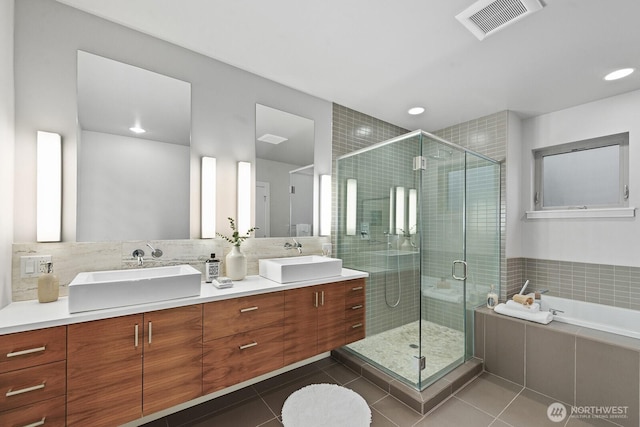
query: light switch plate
20 255 52 278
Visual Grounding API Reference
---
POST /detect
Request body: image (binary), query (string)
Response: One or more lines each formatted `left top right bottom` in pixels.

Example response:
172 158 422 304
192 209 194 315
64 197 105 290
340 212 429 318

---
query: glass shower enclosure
336 130 500 390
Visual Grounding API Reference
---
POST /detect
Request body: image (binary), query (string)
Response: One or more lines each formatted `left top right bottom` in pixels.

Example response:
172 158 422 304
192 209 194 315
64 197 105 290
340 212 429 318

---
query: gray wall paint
0 0 15 308
13 0 332 242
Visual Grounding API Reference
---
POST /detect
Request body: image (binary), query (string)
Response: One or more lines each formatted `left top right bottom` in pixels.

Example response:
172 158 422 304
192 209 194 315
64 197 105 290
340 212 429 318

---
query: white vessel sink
259 256 342 284
68 265 201 313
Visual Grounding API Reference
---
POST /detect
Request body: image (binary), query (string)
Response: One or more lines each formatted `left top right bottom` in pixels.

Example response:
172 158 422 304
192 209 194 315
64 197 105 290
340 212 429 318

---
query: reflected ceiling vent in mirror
258 133 288 144
456 0 544 40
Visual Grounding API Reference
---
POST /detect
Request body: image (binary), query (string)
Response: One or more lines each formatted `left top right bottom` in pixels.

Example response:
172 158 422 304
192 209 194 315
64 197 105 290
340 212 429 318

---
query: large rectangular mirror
76 51 191 241
255 104 315 238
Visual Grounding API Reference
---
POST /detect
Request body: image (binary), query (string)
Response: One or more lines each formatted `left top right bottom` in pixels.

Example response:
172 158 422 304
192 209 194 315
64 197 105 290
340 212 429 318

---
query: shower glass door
418 135 467 388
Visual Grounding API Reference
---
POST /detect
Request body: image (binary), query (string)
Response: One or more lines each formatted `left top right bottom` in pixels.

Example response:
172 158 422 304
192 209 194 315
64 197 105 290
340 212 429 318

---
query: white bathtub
540 295 640 340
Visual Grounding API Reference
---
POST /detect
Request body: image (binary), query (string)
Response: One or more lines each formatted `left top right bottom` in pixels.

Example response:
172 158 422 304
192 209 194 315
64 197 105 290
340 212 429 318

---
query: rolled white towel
494 303 553 325
506 300 540 313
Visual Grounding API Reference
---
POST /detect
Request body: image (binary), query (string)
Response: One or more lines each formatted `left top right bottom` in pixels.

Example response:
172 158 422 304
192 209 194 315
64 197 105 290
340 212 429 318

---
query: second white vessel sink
259 256 342 284
68 264 201 313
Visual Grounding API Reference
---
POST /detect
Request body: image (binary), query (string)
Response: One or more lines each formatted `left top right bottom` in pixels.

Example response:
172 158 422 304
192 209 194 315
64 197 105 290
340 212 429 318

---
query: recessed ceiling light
604 68 634 81
257 133 288 144
129 126 146 134
408 107 425 115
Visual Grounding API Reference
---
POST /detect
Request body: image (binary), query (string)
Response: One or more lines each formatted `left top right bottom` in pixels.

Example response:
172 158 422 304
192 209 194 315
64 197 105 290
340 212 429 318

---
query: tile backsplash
507 257 640 311
12 237 330 302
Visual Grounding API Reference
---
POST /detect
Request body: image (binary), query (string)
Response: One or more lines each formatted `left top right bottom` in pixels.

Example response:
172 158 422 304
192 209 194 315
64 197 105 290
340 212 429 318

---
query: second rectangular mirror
255 104 315 238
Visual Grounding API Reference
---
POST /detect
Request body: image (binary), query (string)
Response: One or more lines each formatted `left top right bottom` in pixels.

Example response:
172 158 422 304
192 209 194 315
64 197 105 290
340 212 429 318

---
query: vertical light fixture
408 188 417 234
346 178 357 235
237 161 251 235
36 131 62 242
201 157 216 238
389 187 395 234
395 186 405 234
320 174 331 236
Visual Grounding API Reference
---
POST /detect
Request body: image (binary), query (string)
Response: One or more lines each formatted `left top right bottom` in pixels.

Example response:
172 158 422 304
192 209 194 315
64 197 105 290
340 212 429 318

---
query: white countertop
0 268 368 335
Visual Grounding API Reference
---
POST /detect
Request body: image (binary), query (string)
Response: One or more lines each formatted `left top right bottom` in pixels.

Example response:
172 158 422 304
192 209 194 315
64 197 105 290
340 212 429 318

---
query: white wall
519 89 640 266
0 0 15 308
13 0 332 242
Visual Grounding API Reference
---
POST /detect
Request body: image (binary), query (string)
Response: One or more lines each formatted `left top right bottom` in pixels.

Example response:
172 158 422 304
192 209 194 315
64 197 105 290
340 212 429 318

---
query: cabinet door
143 305 203 415
67 314 143 427
283 286 318 365
317 282 346 353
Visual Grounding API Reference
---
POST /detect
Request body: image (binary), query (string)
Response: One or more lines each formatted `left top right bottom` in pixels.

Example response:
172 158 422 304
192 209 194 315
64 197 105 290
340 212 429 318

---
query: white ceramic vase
225 245 247 280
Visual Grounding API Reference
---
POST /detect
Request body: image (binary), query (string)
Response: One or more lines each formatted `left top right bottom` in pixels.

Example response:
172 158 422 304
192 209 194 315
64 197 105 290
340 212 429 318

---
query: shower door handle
452 260 467 281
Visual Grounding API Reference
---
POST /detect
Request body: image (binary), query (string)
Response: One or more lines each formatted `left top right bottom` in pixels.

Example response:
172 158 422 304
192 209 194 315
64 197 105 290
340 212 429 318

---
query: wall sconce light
408 188 417 234
237 161 251 235
320 174 331 236
346 178 357 236
201 157 216 238
36 131 62 242
389 187 395 234
395 186 405 234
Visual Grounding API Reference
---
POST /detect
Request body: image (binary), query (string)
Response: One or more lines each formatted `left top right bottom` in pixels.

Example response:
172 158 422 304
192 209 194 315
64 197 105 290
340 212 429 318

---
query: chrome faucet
146 243 163 258
284 239 303 254
132 249 145 266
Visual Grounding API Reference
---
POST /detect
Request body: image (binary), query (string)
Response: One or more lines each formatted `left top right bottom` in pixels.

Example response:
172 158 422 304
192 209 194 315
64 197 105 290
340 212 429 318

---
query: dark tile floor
142 356 619 427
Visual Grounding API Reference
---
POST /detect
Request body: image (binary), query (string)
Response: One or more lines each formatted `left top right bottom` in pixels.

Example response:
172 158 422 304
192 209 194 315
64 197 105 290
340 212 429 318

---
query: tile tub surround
11 236 330 302
475 307 640 427
507 257 640 311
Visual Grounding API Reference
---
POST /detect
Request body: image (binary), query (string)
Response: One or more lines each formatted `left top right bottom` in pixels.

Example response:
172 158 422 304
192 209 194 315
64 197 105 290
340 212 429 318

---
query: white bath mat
281 383 371 427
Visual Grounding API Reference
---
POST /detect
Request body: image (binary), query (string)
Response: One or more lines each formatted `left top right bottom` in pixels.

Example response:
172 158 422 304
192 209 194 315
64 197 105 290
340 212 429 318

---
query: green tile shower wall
507 257 640 311
332 104 509 336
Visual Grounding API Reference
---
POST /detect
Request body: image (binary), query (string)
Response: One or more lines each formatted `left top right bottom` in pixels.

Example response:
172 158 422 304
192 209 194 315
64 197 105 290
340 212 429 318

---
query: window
533 133 629 210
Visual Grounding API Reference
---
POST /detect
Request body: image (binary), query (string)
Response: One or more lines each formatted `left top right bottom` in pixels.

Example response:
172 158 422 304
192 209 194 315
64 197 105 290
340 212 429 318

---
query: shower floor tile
347 320 465 385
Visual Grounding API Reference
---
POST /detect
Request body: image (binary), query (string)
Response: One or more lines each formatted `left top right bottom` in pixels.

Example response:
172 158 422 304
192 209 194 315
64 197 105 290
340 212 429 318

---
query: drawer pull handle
351 286 363 291
21 417 46 427
240 306 258 313
351 323 363 329
6 382 46 397
239 342 258 350
351 304 363 310
6 346 46 358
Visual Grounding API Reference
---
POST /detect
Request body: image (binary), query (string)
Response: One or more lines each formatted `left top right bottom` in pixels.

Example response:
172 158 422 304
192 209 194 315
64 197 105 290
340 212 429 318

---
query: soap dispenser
486 285 498 310
205 253 220 283
38 262 59 303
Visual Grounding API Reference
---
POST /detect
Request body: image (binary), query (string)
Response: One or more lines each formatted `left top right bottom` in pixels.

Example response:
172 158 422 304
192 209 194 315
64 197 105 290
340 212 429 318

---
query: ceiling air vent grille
456 0 544 40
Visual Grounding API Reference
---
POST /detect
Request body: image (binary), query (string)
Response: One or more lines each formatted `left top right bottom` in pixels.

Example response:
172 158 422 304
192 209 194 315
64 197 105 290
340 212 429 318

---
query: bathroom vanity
0 269 367 426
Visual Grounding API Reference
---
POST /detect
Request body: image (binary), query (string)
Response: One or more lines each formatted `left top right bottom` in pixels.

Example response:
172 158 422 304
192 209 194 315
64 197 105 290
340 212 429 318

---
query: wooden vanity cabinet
203 292 284 393
0 326 67 427
283 281 346 365
67 305 203 427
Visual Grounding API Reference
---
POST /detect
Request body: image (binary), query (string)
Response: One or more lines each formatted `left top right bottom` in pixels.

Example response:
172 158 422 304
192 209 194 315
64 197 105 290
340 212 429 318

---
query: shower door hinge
413 156 426 171
414 355 426 371
289 185 295 194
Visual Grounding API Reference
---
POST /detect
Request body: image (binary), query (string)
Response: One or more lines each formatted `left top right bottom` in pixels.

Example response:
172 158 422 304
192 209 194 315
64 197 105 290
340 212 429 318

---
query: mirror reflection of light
320 174 332 236
201 157 216 238
355 126 371 137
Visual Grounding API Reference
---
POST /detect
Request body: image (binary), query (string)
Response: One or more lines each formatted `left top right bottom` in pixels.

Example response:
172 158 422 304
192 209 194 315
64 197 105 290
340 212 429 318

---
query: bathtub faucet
549 308 564 315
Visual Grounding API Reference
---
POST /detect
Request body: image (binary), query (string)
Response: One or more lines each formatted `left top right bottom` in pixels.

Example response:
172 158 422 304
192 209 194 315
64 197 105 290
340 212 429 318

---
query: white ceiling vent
257 133 288 144
456 0 544 40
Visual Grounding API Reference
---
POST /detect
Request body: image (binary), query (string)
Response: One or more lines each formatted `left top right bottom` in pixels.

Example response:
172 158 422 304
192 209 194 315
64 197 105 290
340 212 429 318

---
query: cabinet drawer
204 292 284 341
345 303 365 324
344 279 365 307
345 320 366 344
0 361 66 411
0 395 65 427
0 327 66 374
203 324 284 393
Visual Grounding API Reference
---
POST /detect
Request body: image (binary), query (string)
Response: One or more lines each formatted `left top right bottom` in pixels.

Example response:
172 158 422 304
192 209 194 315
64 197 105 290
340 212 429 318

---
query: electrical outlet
20 255 52 278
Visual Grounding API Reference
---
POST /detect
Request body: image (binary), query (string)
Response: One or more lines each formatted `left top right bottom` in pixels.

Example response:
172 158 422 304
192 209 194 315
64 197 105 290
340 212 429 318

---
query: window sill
525 207 636 219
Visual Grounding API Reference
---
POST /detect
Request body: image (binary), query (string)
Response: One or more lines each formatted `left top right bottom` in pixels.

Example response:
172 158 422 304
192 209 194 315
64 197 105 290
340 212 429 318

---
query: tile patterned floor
142 356 620 427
